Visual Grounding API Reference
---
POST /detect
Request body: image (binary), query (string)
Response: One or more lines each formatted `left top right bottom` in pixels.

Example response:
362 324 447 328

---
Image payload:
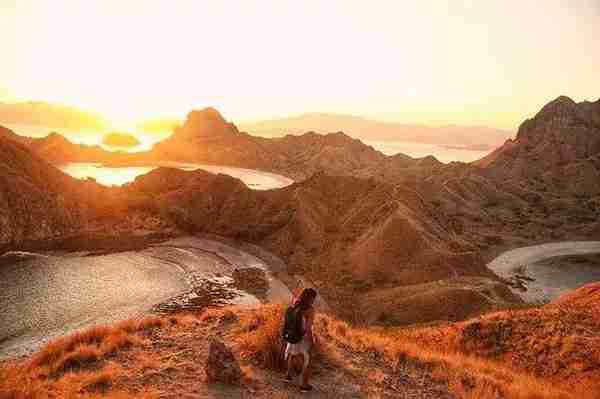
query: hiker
282 287 317 392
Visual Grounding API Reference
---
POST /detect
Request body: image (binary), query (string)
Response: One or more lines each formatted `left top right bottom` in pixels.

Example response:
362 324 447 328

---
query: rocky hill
3 108 388 181
1 98 599 397
0 126 118 164
0 134 518 325
126 167 518 324
0 133 176 249
2 96 599 325
351 96 600 254
0 134 87 245
476 96 600 196
151 108 386 180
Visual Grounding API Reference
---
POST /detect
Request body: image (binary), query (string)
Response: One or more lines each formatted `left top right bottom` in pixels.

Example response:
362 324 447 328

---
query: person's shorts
284 336 311 367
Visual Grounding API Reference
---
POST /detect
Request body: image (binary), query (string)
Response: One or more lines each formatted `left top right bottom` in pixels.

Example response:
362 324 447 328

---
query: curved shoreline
59 161 295 189
487 241 600 303
0 236 293 360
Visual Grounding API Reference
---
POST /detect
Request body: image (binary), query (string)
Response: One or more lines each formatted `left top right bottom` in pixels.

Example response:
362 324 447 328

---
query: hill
127 167 519 324
476 96 600 196
3 96 599 324
0 133 177 250
406 282 600 394
2 108 389 181
0 132 87 244
151 108 387 180
2 287 598 398
352 96 600 256
0 132 519 325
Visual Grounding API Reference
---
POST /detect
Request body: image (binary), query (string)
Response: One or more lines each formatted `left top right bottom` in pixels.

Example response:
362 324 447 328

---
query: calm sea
364 140 491 163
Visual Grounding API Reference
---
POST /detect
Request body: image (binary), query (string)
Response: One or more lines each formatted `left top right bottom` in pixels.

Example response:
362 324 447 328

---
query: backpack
282 305 305 344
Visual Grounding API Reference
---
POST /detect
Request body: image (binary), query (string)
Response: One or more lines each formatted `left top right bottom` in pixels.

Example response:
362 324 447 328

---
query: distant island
102 132 141 147
0 101 107 130
238 113 513 149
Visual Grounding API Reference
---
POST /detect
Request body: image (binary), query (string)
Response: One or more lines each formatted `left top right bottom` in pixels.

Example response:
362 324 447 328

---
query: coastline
0 233 295 360
486 241 600 303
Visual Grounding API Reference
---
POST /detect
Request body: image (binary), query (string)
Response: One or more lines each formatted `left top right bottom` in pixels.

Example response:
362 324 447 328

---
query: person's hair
296 288 317 311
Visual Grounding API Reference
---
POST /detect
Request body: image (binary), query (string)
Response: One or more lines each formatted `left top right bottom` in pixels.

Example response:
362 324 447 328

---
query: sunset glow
1 0 599 129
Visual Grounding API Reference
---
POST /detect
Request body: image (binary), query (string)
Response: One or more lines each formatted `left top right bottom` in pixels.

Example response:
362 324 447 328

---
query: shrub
236 304 285 370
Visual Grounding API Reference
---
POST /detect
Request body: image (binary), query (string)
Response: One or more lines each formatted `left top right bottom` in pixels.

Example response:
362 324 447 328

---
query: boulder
205 338 242 384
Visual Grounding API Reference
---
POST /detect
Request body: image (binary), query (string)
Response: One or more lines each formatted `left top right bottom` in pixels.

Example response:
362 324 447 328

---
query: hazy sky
1 0 599 129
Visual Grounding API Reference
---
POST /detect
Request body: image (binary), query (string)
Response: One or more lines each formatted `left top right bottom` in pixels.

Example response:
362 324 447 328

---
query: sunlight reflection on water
59 162 294 189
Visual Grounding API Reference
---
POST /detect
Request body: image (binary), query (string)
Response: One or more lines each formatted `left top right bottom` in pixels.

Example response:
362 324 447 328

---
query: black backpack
282 305 305 344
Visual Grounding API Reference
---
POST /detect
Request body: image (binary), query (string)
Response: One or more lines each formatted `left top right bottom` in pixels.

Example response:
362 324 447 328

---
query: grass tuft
235 304 285 370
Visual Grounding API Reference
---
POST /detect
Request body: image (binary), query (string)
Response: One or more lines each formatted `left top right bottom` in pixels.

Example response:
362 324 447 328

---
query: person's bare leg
301 354 312 388
285 354 294 381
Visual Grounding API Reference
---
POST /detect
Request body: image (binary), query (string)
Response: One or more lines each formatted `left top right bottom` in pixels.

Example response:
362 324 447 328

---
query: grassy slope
2 294 598 399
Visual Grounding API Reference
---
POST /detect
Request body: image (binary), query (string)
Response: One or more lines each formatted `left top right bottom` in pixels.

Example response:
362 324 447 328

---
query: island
102 132 141 147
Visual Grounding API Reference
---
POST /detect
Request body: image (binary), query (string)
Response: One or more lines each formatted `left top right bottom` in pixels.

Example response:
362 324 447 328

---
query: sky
1 0 599 129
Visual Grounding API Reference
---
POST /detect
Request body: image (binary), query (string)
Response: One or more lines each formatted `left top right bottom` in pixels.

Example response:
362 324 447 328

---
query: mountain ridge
2 95 600 325
240 112 513 148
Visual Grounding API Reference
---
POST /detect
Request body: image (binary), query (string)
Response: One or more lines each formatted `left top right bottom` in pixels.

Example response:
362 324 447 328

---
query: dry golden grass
2 300 598 399
0 314 185 399
234 304 285 370
198 304 597 398
313 313 596 399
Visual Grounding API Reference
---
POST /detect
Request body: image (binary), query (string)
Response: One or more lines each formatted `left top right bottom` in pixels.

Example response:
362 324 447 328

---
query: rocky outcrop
475 96 600 196
205 338 242 384
173 107 239 140
151 109 387 180
150 107 263 167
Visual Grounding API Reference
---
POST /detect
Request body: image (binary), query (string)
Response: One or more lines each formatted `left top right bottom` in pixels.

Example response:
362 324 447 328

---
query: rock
232 267 268 299
515 274 535 282
205 338 242 384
